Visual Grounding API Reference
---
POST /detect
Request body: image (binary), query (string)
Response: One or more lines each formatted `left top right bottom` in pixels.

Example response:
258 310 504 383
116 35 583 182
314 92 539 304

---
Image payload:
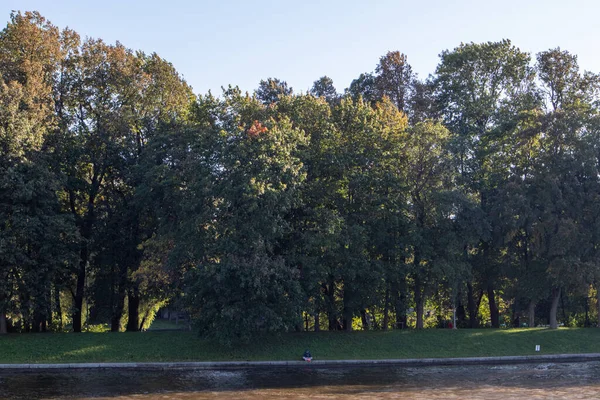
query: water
2 362 600 399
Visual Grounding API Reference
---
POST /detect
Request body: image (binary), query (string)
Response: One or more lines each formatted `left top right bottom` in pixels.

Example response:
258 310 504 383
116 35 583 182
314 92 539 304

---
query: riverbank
1 328 600 364
4 353 600 370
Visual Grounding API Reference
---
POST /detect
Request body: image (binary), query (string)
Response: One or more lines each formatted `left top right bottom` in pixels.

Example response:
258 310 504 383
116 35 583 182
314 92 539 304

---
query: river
1 362 600 399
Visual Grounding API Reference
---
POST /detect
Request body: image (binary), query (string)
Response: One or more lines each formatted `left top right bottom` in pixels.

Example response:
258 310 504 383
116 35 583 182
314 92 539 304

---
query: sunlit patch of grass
47 345 108 361
492 328 546 334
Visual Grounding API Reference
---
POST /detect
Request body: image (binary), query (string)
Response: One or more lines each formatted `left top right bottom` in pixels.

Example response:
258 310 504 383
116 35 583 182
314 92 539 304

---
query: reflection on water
2 362 600 399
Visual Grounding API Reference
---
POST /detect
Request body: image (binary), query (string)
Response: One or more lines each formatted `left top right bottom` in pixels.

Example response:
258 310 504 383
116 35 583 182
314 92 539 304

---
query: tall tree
530 49 599 328
435 39 534 327
310 76 338 104
181 90 307 343
403 121 458 328
0 12 77 333
347 73 378 104
375 51 413 112
255 78 293 104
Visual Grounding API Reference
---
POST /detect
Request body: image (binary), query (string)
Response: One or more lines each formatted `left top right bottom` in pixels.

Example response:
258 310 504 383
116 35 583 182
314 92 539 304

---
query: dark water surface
2 362 600 399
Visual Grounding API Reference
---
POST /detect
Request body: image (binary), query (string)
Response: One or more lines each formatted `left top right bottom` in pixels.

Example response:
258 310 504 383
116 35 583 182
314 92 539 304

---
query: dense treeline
2 12 600 342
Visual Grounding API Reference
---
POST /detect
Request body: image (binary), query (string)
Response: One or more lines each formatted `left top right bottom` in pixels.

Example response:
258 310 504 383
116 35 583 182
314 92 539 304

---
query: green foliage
171 92 308 343
310 76 338 103
255 77 293 104
3 10 600 343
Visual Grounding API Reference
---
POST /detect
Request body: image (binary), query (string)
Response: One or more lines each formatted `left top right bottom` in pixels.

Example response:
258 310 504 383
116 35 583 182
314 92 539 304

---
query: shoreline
2 353 600 371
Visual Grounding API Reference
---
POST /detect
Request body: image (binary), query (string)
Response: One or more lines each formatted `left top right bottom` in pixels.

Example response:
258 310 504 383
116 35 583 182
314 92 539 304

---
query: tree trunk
314 311 320 332
44 287 51 332
487 284 500 328
54 285 63 331
304 313 309 331
597 286 600 328
343 287 353 332
72 244 88 333
32 311 44 333
395 293 407 329
415 277 424 329
511 302 520 328
111 292 125 332
111 260 128 332
416 297 424 329
71 183 98 333
33 286 51 333
456 297 466 327
139 307 153 331
467 282 478 328
528 300 535 328
560 291 567 326
326 277 337 331
0 291 7 333
549 287 561 329
0 311 6 334
126 289 140 332
392 281 406 329
584 295 590 328
382 289 390 330
343 318 352 331
328 310 337 331
360 309 369 330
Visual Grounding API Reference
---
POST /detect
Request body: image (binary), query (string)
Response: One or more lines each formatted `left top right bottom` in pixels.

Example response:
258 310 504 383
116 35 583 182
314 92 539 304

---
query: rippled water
2 362 600 399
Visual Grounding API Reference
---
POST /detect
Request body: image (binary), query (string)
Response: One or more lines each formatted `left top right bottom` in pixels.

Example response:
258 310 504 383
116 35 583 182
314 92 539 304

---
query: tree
403 121 459 328
407 79 439 123
52 39 131 332
180 91 307 343
347 51 414 114
532 53 599 328
47 35 191 331
107 51 193 332
255 78 293 104
272 93 338 331
0 158 78 333
328 96 408 330
347 73 378 104
0 12 77 334
0 11 62 156
435 39 535 328
537 48 599 112
309 76 338 104
375 51 413 112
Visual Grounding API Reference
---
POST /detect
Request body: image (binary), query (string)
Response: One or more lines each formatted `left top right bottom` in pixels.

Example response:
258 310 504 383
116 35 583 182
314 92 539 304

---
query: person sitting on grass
303 349 312 362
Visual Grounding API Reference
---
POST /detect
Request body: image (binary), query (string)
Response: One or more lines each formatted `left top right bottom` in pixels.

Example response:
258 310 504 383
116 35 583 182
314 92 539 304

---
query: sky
4 1 600 96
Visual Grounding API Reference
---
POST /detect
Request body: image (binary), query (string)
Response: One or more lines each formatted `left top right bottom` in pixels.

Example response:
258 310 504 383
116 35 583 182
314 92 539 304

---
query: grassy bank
1 328 600 364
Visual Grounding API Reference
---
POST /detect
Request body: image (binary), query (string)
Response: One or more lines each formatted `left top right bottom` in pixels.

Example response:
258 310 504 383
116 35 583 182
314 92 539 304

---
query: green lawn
1 328 600 364
147 319 189 331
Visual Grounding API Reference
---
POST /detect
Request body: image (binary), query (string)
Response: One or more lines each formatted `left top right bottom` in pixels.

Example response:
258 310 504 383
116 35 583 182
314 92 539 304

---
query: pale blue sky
4 1 600 95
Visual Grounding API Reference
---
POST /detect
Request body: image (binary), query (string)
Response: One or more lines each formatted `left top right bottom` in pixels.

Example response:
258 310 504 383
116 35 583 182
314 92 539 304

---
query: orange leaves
246 120 268 138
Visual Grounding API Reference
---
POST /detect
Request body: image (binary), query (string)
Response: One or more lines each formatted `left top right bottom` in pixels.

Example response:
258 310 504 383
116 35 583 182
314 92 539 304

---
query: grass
1 328 600 364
